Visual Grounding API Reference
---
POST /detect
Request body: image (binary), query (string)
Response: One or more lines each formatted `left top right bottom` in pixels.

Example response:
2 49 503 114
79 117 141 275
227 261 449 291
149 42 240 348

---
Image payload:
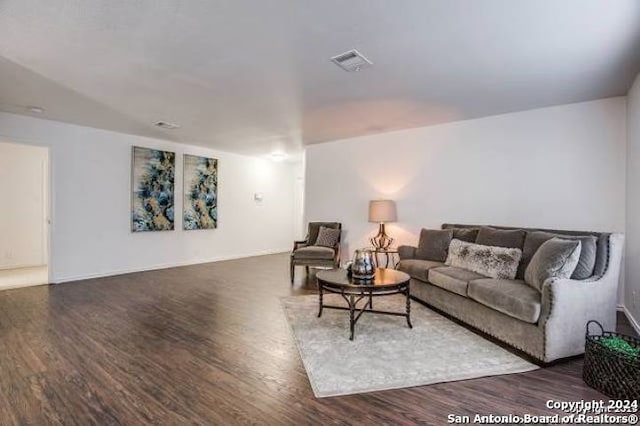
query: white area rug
281 294 538 397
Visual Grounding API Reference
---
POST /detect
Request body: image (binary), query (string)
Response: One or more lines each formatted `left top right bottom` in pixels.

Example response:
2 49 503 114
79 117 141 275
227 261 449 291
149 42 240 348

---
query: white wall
0 141 48 269
0 112 296 283
305 98 627 266
292 157 306 240
625 74 640 331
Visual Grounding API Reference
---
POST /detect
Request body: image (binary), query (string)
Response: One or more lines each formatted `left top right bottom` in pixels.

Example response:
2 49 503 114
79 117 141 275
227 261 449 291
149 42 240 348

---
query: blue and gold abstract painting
183 154 218 230
131 146 175 232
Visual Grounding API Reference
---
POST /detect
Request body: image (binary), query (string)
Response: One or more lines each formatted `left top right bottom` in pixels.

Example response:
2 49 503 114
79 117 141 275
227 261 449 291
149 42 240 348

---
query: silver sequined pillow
446 239 522 279
524 238 582 291
315 226 341 248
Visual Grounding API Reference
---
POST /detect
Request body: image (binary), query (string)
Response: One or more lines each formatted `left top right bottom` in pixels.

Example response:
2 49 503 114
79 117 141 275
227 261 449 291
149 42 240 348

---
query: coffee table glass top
316 268 409 288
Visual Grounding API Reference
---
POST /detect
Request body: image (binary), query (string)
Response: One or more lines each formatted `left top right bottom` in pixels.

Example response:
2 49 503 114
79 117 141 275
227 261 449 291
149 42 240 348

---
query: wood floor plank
0 253 635 425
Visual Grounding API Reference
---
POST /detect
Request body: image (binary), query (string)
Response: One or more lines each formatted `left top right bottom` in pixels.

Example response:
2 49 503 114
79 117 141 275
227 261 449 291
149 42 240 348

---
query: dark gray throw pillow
519 231 597 280
451 227 480 243
476 227 526 249
524 238 582 292
415 229 453 262
314 226 340 248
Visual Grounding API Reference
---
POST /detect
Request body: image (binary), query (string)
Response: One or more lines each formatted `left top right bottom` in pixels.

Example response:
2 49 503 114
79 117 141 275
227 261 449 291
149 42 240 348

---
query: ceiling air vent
330 49 373 72
155 121 181 130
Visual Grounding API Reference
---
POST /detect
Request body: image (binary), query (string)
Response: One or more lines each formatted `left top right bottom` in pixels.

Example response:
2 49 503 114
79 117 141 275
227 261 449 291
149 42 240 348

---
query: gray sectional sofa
397 224 624 363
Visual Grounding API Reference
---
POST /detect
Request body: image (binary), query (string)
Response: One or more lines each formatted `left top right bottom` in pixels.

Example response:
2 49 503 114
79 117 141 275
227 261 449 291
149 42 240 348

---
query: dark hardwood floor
0 253 636 425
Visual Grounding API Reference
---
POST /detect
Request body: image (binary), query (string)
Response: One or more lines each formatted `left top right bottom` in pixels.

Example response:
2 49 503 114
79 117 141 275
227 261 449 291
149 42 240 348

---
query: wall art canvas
183 154 218 230
131 146 175 232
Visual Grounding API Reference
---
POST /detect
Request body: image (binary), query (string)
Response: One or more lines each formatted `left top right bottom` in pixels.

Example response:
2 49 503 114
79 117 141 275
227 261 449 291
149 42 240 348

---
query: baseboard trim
52 248 290 284
618 304 640 335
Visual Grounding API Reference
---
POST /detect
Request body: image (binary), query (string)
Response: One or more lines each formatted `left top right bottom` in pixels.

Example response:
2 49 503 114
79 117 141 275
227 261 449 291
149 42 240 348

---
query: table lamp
368 200 397 250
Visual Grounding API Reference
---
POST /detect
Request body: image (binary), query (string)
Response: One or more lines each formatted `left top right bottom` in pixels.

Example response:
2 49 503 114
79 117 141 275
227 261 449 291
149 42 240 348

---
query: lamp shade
368 200 397 223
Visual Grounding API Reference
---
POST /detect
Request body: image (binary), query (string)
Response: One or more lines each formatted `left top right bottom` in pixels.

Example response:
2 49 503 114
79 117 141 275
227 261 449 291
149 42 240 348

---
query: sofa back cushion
442 223 611 280
475 227 526 250
450 227 480 243
416 229 453 262
519 231 597 280
445 239 522 279
524 238 582 291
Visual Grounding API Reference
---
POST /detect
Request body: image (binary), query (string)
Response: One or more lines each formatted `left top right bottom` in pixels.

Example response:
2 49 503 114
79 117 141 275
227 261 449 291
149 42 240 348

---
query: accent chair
290 222 342 283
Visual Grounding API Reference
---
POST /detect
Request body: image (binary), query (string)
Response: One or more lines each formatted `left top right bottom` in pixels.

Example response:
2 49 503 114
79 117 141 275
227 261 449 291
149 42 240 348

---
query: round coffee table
315 268 412 340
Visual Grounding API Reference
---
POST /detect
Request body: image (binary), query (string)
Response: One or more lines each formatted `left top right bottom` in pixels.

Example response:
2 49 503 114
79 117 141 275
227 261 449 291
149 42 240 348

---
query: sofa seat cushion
468 278 541 323
293 246 335 260
398 259 444 281
428 266 487 297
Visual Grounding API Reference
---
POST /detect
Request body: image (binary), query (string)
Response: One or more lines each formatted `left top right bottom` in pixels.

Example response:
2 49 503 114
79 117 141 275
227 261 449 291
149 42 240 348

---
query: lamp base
370 223 393 250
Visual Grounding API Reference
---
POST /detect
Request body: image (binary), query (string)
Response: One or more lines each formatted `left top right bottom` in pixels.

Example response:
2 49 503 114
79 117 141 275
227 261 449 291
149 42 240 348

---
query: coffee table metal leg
368 291 373 309
318 284 323 317
349 294 355 340
405 288 413 328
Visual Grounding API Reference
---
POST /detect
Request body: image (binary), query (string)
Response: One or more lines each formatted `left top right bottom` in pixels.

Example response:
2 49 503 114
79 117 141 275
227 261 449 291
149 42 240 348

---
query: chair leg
305 266 310 275
290 259 295 284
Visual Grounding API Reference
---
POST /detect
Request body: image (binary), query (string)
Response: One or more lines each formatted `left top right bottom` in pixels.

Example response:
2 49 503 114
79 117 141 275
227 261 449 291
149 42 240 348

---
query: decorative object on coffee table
352 248 375 279
583 320 639 400
368 200 397 249
316 268 411 340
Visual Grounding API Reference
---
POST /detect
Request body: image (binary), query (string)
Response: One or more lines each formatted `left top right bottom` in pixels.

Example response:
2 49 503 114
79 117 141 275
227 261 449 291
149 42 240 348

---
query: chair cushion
415 229 453 262
468 278 542 323
293 246 335 260
476 227 526 250
428 266 487 297
519 231 597 280
397 259 444 281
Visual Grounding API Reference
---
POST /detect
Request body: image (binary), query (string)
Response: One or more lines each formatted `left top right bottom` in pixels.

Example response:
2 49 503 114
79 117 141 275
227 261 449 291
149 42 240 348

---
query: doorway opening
0 140 50 290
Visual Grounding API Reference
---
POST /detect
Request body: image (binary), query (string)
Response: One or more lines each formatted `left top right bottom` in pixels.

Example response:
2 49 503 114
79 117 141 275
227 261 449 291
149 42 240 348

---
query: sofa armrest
538 233 624 361
398 245 417 260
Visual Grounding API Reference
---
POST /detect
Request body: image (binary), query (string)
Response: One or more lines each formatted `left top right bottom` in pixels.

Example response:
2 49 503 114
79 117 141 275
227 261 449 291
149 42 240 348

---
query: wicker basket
583 320 640 399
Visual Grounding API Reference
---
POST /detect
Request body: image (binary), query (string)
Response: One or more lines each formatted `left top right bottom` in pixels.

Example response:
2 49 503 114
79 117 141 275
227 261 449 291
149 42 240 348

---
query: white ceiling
0 0 639 156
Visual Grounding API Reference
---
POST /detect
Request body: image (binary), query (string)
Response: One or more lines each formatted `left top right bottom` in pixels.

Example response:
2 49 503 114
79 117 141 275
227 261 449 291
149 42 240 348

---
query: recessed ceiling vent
330 49 373 72
155 121 181 130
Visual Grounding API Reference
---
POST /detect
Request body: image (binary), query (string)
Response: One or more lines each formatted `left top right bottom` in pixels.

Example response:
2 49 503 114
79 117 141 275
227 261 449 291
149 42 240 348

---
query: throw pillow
309 222 339 245
476 227 526 249
524 238 582 292
315 226 340 248
450 227 480 243
519 231 597 280
445 239 522 279
415 229 453 262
